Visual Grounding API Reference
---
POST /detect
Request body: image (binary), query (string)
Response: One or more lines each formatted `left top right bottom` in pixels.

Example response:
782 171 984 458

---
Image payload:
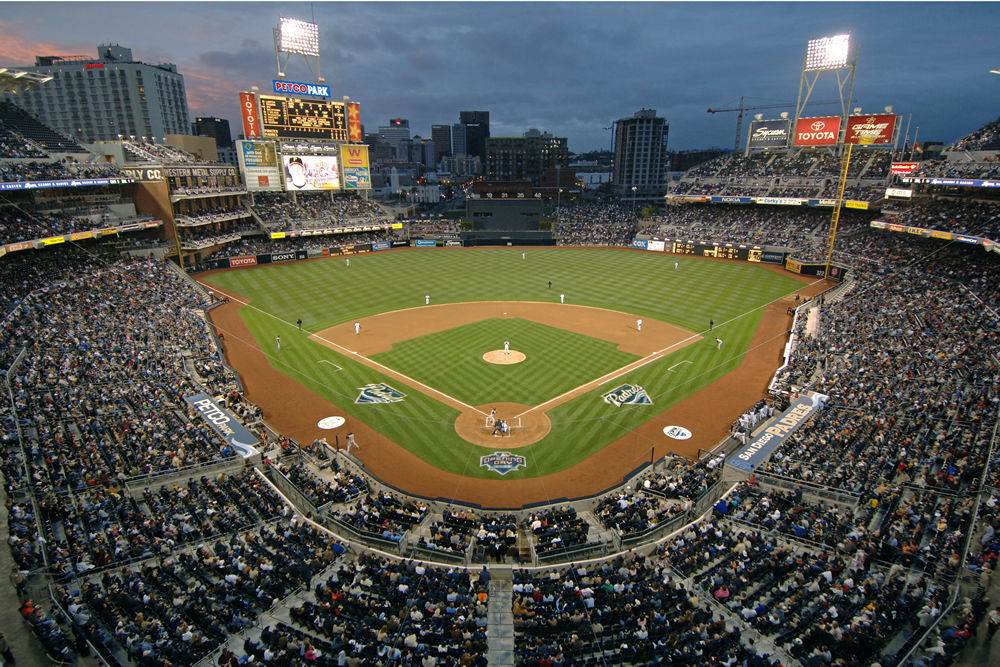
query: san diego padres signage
480 451 527 475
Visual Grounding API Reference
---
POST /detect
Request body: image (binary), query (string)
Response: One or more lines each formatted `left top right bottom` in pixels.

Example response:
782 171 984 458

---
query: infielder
355 322 360 335
716 337 723 350
560 293 565 303
425 295 430 305
486 407 497 427
637 319 642 332
504 340 510 355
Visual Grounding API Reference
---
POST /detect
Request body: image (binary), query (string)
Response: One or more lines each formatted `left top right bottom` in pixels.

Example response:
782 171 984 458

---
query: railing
752 472 861 506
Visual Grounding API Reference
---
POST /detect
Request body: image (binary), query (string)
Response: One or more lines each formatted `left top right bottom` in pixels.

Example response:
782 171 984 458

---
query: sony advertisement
237 141 282 191
747 120 791 149
282 154 341 191
794 116 842 146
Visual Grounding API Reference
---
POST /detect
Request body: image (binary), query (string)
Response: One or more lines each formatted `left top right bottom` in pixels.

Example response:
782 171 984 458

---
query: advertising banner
906 226 926 236
885 188 913 198
184 393 260 457
888 224 905 232
844 201 869 210
890 162 919 175
340 144 371 190
793 116 841 146
270 251 298 263
844 114 897 144
70 232 93 241
346 102 363 143
761 251 785 264
282 154 340 191
956 235 979 244
903 177 1000 189
414 240 437 247
869 221 887 229
747 120 791 150
931 230 953 240
372 241 390 251
444 240 462 247
240 92 261 139
229 256 258 268
647 240 666 252
0 177 133 190
785 259 802 274
807 199 839 207
710 196 753 204
756 197 803 206
237 140 282 191
631 239 648 249
271 80 330 97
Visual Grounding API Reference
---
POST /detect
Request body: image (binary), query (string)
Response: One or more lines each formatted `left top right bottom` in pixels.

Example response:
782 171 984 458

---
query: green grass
202 247 805 479
370 318 641 406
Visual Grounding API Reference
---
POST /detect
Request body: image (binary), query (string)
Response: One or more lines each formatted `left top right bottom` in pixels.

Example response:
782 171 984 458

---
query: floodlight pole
793 39 859 150
273 25 323 85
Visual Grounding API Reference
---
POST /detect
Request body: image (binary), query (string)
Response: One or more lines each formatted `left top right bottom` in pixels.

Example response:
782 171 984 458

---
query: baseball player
716 337 723 350
355 322 360 335
297 318 302 331
522 252 525 260
425 295 430 305
486 407 497 427
346 432 359 453
500 420 510 437
548 281 552 289
493 419 504 437
675 262 679 270
710 319 714 331
276 335 281 350
504 340 510 355
346 258 350 267
637 319 642 332
560 293 565 304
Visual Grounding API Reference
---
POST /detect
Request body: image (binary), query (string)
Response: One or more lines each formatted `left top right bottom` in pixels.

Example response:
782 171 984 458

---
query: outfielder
504 340 510 355
276 335 281 350
346 258 350 267
346 432 359 452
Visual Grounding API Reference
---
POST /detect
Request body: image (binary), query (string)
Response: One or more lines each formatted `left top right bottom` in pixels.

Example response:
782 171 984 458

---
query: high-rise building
194 117 232 148
421 138 437 168
0 44 191 143
459 111 490 162
452 123 466 156
612 108 669 199
431 124 451 163
378 118 410 147
486 129 569 186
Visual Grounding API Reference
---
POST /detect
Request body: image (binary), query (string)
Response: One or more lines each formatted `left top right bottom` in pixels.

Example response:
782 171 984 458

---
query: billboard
340 144 371 190
747 120 791 149
844 114 896 145
890 162 920 175
283 154 341 191
272 80 330 97
346 102 363 143
793 116 841 146
237 141 282 191
240 92 261 139
259 95 347 141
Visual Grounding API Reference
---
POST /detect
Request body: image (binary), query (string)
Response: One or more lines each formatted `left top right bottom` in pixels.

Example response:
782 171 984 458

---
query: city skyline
0 2 997 153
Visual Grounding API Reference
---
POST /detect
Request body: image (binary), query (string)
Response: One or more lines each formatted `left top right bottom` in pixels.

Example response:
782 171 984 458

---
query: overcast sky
2 2 998 152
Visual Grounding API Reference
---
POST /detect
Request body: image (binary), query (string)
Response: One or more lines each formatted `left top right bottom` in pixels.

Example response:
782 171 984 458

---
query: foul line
198 280 485 416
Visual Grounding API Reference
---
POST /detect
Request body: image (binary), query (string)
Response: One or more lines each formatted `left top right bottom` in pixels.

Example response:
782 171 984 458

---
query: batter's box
318 360 343 372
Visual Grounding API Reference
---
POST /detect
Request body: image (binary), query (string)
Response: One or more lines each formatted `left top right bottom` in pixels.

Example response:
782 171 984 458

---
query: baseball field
202 246 826 507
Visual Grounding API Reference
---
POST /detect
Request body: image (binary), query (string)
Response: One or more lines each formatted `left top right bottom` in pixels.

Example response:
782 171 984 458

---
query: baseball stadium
0 27 998 667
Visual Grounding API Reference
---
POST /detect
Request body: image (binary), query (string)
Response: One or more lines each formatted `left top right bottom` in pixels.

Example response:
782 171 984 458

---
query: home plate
318 416 346 429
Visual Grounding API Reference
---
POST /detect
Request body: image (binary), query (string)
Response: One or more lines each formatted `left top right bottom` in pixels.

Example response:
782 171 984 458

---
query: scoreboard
259 95 348 141
669 242 772 264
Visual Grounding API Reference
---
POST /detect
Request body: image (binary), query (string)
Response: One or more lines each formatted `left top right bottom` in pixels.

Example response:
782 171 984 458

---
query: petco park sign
272 80 330 97
794 116 841 146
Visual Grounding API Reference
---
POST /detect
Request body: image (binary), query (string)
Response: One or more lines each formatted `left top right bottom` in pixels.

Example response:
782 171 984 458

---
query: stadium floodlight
274 16 323 84
804 34 851 71
278 18 319 57
992 68 1000 75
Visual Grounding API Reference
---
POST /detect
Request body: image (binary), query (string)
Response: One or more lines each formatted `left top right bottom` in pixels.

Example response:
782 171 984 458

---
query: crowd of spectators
249 193 391 231
0 159 123 183
594 490 686 536
882 197 1000 239
948 114 1000 151
0 121 47 158
553 202 645 245
329 491 427 543
279 460 370 509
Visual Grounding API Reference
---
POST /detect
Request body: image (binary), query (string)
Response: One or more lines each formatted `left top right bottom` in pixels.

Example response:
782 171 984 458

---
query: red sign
85 63 104 69
240 92 261 139
890 162 920 175
793 116 841 146
230 256 258 267
347 102 362 143
344 146 365 166
845 114 897 145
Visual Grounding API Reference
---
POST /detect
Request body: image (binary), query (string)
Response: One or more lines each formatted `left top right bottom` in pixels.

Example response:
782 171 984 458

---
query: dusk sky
2 2 998 153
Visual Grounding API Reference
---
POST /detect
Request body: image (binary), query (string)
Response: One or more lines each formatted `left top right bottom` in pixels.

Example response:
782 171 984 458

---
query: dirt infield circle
455 402 551 448
483 350 526 364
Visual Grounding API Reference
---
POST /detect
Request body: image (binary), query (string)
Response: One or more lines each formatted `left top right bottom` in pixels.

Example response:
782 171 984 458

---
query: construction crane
707 96 851 151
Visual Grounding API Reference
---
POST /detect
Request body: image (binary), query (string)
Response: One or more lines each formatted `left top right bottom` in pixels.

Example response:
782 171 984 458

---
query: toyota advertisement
282 154 341 191
794 116 841 146
747 120 791 150
845 114 897 145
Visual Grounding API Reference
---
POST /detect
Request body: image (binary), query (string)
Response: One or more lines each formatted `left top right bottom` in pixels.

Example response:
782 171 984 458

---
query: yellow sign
42 237 66 245
786 259 802 274
931 230 952 240
392 223 403 230
70 232 93 241
906 226 925 235
844 200 869 210
270 232 286 239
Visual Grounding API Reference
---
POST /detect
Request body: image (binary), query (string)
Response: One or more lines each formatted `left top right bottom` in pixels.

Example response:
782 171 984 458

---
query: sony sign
794 116 841 146
748 120 791 149
272 80 330 97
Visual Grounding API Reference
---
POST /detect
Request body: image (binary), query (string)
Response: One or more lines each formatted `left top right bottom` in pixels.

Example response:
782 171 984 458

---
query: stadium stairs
485 571 515 667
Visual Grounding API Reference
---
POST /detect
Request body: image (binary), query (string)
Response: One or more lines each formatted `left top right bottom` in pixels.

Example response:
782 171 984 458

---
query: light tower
793 34 857 145
273 16 323 85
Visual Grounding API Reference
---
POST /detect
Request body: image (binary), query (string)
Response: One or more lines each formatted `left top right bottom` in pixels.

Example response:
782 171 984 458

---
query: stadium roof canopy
0 68 54 95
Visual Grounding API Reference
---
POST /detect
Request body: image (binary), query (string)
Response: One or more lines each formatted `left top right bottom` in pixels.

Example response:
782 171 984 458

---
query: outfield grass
370 318 641 407
203 247 806 478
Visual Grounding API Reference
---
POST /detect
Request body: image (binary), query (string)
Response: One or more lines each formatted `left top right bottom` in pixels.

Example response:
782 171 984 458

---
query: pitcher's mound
455 402 551 448
483 350 526 364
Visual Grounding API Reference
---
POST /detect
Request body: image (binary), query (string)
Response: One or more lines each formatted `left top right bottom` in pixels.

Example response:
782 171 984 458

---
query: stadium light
991 68 1000 75
278 18 319 57
804 34 851 71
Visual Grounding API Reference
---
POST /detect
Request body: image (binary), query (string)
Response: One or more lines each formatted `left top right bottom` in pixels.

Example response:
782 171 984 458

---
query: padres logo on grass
355 383 406 404
480 452 527 476
602 384 652 407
